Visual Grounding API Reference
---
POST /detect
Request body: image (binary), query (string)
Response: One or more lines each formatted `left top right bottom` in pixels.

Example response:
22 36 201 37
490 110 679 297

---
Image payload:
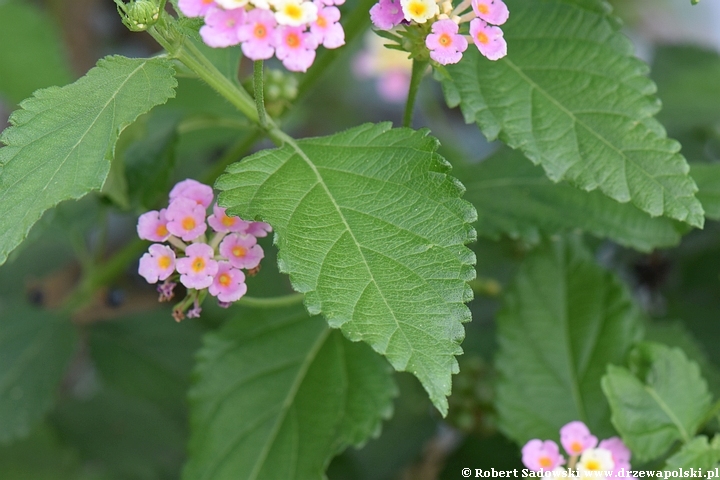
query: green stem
253 60 268 128
237 293 304 309
403 60 428 128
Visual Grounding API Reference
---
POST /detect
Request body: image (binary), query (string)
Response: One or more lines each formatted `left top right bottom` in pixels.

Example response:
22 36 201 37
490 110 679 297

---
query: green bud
116 0 160 32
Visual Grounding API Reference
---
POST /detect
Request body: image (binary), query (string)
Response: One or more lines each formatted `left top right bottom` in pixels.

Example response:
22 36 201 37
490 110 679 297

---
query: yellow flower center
218 273 232 287
182 217 196 231
570 441 583 454
585 460 601 471
284 4 303 20
254 24 267 39
286 32 300 48
232 246 247 258
192 257 206 273
316 13 327 28
477 2 489 14
157 255 172 269
438 33 452 47
538 456 552 468
476 31 489 44
156 224 168 237
221 214 236 227
409 2 427 16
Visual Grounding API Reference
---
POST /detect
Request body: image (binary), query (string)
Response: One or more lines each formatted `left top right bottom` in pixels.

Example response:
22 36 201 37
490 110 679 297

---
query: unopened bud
116 0 160 32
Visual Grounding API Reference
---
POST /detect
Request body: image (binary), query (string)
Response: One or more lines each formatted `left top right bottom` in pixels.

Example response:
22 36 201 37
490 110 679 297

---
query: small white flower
400 0 439 23
215 0 249 9
274 0 318 26
576 448 615 480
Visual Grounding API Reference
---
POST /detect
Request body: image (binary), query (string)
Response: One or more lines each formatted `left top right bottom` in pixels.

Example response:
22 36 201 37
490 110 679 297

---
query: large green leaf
665 435 720 470
441 0 703 227
0 55 177 265
601 342 712 462
0 1 73 104
691 164 720 221
494 236 643 444
458 148 684 251
216 123 476 414
0 302 78 443
183 305 397 480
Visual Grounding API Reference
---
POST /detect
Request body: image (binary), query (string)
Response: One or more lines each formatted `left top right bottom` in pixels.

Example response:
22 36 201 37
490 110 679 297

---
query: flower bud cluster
522 421 634 479
370 0 508 65
178 0 345 72
136 179 272 320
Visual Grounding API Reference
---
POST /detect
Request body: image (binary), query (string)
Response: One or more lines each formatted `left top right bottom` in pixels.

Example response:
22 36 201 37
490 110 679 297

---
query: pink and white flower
219 233 265 269
560 421 598 457
521 439 565 471
469 18 507 61
472 0 509 26
138 244 176 284
425 18 468 65
369 0 404 30
137 209 170 242
274 26 318 72
200 6 245 48
178 0 215 17
208 204 250 233
209 262 248 302
238 8 277 60
245 221 272 237
176 243 219 289
166 197 208 242
400 0 438 23
310 2 345 49
169 179 214 209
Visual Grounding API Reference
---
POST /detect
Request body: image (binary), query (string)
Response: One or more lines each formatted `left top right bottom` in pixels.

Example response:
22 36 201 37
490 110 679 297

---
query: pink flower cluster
178 0 345 72
369 0 508 65
136 179 271 320
522 421 634 480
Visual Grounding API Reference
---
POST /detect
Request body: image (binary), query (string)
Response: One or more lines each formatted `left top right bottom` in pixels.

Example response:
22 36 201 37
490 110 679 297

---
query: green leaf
665 435 720 470
183 305 397 480
458 148 684 251
0 425 85 480
0 302 78 443
0 55 177 265
441 0 704 227
691 164 720 221
0 1 73 104
216 123 476 414
495 236 643 444
601 342 712 462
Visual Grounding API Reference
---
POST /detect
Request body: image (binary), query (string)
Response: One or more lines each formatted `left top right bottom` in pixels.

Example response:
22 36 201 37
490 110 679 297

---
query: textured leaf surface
0 1 73 104
0 302 78 443
665 435 720 470
458 149 683 251
602 342 712 462
183 306 396 480
691 164 720 221
0 55 177 265
441 0 703 227
217 123 476 413
495 236 642 444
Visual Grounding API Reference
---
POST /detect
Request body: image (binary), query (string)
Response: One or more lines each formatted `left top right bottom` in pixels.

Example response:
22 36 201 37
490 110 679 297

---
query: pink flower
200 6 245 48
138 244 176 284
369 0 404 30
137 209 170 242
472 0 509 26
310 2 345 49
560 421 598 457
425 19 468 65
238 8 277 60
219 233 264 269
274 26 318 72
599 437 632 473
176 243 218 289
178 0 215 17
166 197 208 242
317 0 344 4
208 204 249 233
245 221 272 237
169 179 214 209
209 262 248 302
522 439 565 471
469 18 507 61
